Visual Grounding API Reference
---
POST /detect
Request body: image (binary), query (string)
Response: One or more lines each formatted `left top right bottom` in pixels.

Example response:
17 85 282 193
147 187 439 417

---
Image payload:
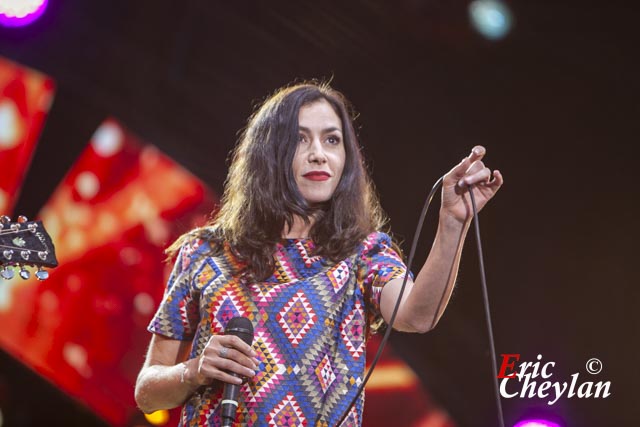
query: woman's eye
298 134 307 143
327 136 341 144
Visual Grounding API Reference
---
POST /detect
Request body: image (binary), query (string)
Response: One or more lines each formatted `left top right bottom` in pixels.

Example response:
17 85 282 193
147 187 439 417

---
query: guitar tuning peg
0 215 11 225
19 267 30 280
1 267 15 280
17 215 28 223
35 268 49 281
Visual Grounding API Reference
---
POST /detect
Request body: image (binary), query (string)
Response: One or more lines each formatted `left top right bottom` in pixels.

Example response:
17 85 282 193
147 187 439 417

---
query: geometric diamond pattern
148 231 408 427
295 240 322 268
247 331 285 402
216 296 241 325
315 354 337 394
207 286 255 331
338 405 360 427
267 393 306 426
196 258 222 290
251 281 286 304
273 250 298 284
340 301 366 360
327 260 349 294
277 290 317 347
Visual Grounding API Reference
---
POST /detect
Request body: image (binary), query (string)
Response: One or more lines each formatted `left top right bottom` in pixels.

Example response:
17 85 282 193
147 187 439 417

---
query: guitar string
0 245 45 251
0 228 38 235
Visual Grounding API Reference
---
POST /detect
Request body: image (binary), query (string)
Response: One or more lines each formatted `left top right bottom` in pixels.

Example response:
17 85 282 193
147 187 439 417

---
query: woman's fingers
468 145 486 163
442 147 503 220
198 360 245 384
487 170 504 189
213 353 256 378
459 166 491 187
194 335 259 385
221 335 256 357
451 146 486 180
217 347 258 374
219 335 260 371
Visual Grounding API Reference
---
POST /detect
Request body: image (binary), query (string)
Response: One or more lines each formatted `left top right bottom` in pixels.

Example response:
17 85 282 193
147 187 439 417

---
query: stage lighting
0 0 48 28
514 420 561 427
468 0 513 40
144 410 170 426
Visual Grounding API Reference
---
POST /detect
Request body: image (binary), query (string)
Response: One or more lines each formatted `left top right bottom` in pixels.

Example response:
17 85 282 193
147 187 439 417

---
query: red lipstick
303 171 330 181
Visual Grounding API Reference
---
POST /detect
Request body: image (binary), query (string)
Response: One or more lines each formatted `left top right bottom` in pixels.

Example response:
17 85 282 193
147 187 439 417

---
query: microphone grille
224 317 254 345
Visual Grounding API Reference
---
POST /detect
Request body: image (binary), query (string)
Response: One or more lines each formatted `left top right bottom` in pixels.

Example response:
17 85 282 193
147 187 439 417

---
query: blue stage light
469 0 513 40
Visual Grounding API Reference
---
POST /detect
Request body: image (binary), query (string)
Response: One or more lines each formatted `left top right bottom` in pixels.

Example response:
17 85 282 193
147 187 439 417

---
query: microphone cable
468 183 505 427
332 177 505 427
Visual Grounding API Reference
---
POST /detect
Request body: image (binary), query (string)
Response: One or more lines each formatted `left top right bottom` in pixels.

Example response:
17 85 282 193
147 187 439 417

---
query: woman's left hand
440 145 503 224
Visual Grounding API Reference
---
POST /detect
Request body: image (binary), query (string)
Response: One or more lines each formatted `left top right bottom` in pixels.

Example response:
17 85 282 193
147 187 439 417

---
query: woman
134 82 503 426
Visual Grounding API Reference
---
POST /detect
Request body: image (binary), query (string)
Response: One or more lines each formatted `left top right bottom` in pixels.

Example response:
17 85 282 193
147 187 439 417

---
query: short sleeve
147 240 201 340
358 231 411 334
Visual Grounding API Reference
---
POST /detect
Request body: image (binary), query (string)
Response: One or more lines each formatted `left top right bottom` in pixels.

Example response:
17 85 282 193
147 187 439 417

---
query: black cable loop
330 179 506 427
468 185 505 427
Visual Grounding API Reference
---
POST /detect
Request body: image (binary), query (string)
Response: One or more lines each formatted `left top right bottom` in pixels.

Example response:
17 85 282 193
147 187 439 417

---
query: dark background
1 0 638 426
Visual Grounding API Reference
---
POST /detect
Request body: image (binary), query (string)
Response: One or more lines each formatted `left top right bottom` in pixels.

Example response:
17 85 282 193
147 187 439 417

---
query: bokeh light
0 0 48 28
144 409 170 426
469 0 513 40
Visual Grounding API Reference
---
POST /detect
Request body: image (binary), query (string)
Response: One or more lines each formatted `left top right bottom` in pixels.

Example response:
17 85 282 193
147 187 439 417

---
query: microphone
221 317 254 427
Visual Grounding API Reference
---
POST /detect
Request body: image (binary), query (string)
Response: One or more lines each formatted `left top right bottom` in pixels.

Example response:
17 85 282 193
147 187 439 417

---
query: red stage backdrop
0 56 55 215
364 335 454 427
0 119 216 425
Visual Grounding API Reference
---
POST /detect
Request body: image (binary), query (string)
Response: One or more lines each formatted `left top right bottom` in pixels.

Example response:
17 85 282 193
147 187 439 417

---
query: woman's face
292 99 346 205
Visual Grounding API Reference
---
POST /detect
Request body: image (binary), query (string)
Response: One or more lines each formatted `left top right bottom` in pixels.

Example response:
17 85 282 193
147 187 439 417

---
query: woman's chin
301 192 333 205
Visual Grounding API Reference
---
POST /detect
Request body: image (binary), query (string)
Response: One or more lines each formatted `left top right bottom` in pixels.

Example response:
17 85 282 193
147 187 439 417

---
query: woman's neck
282 215 314 239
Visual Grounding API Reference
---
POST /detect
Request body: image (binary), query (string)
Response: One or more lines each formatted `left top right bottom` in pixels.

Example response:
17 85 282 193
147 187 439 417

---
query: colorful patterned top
148 231 408 427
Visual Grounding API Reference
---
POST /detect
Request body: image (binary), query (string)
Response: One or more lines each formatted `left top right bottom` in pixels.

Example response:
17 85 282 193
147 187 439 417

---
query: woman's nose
307 139 327 164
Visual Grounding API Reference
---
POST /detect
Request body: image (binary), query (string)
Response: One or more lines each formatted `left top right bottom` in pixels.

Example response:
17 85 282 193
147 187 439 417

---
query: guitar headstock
0 215 58 281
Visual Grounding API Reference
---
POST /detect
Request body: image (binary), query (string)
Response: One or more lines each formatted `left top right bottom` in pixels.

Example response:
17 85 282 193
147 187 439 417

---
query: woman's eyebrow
298 126 343 133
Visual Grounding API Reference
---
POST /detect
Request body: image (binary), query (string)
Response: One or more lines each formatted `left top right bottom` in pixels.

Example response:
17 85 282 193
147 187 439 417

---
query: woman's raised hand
440 145 503 223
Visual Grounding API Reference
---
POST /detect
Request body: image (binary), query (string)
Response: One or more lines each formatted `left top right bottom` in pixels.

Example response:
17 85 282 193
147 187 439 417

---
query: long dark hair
169 81 388 280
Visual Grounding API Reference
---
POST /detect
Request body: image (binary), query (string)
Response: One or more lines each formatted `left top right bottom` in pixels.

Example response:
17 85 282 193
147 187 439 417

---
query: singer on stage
134 82 503 426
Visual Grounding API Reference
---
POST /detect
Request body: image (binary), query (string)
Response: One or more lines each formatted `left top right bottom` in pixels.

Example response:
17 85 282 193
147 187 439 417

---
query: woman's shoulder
360 230 393 250
178 227 214 251
168 226 219 265
178 227 246 272
356 230 404 261
352 231 390 260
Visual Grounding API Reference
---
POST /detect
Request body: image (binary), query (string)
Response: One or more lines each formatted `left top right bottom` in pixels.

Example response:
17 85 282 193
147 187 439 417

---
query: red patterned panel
0 56 55 215
0 119 216 425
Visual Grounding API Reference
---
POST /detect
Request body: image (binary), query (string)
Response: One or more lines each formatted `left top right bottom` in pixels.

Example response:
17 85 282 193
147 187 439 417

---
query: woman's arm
380 215 469 333
135 334 260 414
134 334 197 414
379 146 503 333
